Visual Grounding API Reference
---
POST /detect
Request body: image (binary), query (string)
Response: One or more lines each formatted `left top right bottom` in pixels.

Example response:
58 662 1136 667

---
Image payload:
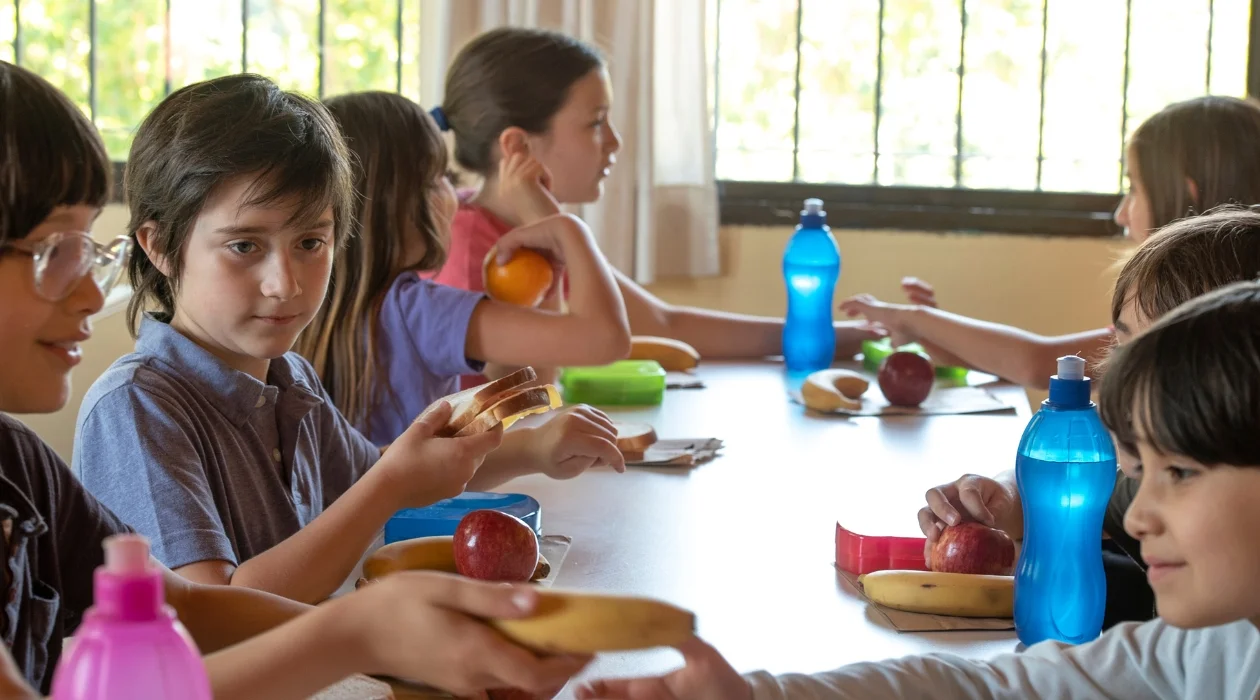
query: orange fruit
483 248 555 307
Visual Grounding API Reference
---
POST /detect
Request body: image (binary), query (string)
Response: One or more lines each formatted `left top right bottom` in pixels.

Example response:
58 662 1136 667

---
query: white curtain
417 0 720 283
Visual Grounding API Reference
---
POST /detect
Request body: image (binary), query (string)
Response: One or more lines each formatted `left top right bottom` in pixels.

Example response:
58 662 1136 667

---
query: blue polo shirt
72 316 380 570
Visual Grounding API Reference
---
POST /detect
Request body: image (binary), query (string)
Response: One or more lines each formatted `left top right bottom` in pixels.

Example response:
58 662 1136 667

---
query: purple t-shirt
365 274 486 445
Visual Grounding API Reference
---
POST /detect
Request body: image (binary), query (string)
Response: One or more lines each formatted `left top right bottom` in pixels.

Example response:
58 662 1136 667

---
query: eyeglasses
0 232 132 301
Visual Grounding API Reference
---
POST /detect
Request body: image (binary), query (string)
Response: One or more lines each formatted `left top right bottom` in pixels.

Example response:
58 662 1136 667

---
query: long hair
297 91 449 427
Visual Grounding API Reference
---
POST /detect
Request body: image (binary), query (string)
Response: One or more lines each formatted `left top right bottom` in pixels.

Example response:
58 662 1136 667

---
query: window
712 0 1260 234
1 0 422 162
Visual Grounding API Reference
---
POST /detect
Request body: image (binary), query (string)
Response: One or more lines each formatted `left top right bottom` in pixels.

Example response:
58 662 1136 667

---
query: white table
504 361 1032 697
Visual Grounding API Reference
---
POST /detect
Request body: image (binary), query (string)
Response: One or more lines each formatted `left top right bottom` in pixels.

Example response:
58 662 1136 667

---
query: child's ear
499 127 532 158
134 221 173 277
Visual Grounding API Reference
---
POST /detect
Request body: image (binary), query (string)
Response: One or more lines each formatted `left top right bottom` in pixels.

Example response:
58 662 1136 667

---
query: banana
857 570 1013 618
801 368 869 412
490 589 696 653
629 336 700 371
363 536 459 580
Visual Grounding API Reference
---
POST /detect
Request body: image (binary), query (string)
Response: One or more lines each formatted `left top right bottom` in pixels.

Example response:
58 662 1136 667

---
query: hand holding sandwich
380 400 506 505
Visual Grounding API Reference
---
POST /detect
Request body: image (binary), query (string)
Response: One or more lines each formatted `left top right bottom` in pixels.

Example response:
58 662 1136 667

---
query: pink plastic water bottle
50 534 212 699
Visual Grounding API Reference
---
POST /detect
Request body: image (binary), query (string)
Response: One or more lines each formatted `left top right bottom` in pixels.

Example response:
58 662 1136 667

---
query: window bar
317 0 327 98
1119 0 1133 191
790 0 804 182
1034 0 1049 190
873 0 885 183
954 0 967 187
712 0 722 176
241 0 248 72
12 0 20 64
1206 0 1215 92
88 0 97 120
395 0 403 93
164 0 172 96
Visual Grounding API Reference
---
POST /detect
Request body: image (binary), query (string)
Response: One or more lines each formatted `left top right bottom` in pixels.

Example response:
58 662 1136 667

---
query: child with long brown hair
299 91 630 480
843 96 1260 388
429 27 878 370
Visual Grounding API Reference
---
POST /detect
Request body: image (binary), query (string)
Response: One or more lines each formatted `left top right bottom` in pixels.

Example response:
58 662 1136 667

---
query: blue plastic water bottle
782 198 840 373
1014 355 1117 646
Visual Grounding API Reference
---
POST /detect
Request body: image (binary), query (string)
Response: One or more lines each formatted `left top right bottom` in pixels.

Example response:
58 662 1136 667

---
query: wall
14 205 1132 461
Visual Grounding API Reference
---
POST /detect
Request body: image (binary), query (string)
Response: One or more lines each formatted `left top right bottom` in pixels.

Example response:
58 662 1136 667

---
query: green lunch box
560 360 667 406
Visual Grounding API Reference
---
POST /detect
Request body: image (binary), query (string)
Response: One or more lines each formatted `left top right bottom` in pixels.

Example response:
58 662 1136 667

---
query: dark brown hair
443 27 604 175
124 73 354 334
1111 206 1260 325
0 61 110 243
1100 280 1260 465
298 91 448 427
1130 96 1260 230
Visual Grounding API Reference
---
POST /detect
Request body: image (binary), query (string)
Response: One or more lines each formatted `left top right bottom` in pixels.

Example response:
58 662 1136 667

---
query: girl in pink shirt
431 27 879 375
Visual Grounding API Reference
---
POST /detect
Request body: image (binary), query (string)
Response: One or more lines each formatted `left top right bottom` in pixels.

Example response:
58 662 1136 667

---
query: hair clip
429 106 450 132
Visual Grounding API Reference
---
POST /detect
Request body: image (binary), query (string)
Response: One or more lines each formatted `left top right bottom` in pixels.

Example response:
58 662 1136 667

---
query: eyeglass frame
0 231 132 302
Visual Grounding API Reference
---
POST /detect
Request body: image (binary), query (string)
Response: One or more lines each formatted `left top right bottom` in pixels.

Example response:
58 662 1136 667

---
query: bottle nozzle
803 198 824 215
1056 355 1086 381
104 534 152 575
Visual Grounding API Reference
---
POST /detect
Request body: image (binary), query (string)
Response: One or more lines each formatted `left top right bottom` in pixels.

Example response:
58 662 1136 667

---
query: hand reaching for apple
918 474 1022 566
575 637 752 700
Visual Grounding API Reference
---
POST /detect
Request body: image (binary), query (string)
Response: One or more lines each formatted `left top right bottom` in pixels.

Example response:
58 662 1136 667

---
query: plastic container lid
385 492 542 544
836 522 929 575
560 360 666 406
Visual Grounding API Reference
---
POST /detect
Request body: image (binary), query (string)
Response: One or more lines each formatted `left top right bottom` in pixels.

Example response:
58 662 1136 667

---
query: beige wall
15 205 1132 461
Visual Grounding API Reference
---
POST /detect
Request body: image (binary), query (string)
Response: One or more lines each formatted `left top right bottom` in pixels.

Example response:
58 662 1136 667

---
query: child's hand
838 293 919 347
575 637 751 700
833 320 887 360
901 276 939 307
350 572 592 697
493 214 593 299
380 401 505 506
526 405 626 479
918 474 1018 565
498 151 562 225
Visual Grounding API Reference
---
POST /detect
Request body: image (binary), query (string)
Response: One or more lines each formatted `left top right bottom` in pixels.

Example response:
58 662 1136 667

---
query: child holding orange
430 27 879 371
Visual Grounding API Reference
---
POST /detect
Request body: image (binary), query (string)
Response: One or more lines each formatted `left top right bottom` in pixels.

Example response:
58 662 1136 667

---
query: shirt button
255 395 266 409
272 448 282 463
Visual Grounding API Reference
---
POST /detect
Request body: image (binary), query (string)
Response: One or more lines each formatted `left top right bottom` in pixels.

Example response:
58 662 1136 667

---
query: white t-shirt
746 619 1260 699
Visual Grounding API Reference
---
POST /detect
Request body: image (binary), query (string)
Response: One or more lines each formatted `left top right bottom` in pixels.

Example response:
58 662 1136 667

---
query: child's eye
1166 465 1196 482
228 241 257 255
299 237 327 252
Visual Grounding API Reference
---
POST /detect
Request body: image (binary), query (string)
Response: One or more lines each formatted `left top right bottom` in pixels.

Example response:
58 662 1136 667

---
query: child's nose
1114 195 1131 228
261 254 302 300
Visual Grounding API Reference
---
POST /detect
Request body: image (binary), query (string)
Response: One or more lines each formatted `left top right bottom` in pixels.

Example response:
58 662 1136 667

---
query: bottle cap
1056 355 1086 381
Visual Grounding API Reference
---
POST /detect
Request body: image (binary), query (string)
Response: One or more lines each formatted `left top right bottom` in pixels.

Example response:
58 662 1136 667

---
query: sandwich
429 367 563 437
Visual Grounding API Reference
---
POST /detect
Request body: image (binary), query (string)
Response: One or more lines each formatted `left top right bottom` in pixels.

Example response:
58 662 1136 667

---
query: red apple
453 510 540 582
878 351 935 407
930 522 1016 575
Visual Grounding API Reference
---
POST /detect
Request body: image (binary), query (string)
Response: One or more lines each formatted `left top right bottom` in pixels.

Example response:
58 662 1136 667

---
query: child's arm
182 403 503 602
464 214 631 368
0 646 38 699
201 573 588 700
615 269 879 361
579 618 1213 700
841 294 1114 389
78 389 499 603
